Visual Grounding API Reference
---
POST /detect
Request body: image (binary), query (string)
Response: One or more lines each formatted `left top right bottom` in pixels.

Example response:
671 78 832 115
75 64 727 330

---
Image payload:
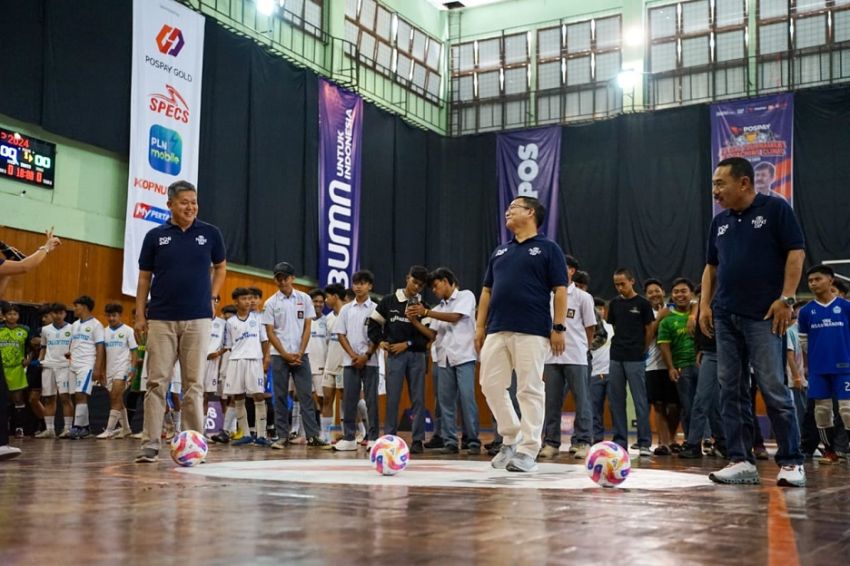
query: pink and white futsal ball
170 430 208 467
369 434 410 476
585 441 631 487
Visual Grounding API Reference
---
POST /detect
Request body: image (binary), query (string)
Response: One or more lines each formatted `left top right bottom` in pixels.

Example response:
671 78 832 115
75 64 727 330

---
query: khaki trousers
142 319 211 452
480 331 549 458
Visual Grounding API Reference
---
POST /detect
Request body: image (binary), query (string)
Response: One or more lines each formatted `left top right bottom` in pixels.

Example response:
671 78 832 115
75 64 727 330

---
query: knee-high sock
74 403 89 427
172 410 182 433
236 400 249 437
120 408 130 432
106 409 120 432
224 406 237 433
255 401 267 439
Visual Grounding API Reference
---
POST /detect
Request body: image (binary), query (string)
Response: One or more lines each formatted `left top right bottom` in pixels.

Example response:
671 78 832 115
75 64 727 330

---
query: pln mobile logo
133 202 171 224
156 25 185 57
148 124 182 176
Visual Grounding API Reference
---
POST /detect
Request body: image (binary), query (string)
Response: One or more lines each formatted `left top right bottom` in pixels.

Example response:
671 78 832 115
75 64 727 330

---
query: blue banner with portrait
710 93 794 215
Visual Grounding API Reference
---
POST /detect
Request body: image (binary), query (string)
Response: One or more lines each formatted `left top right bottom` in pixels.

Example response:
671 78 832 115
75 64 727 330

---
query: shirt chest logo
717 224 729 237
159 236 172 246
751 216 767 229
629 307 639 314
834 306 842 314
528 247 541 256
196 235 207 245
567 308 576 319
495 248 508 257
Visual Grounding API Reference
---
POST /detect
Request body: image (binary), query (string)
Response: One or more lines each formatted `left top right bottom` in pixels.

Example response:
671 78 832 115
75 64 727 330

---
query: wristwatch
781 295 796 307
552 323 566 332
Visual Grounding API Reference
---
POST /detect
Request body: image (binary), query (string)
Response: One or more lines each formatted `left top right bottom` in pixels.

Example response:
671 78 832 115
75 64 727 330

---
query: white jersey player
36 304 74 438
98 304 138 439
67 296 105 439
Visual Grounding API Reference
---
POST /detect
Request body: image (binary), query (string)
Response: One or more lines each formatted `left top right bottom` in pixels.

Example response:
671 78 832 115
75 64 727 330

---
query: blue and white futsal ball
170 430 208 467
369 434 410 476
585 441 631 487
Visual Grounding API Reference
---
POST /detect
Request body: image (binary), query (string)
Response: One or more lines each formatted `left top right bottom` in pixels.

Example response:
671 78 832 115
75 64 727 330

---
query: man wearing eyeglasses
475 197 568 473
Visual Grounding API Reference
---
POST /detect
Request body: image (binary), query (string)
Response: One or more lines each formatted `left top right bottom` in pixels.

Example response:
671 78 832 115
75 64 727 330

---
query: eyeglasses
507 203 531 211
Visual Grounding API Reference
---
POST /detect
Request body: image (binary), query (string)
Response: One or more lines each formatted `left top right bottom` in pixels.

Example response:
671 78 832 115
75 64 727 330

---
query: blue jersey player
797 265 850 464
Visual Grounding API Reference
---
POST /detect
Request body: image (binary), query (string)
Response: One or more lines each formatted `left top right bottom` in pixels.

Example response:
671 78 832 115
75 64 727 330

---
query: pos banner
122 0 205 296
710 93 794 215
496 126 561 243
318 78 363 288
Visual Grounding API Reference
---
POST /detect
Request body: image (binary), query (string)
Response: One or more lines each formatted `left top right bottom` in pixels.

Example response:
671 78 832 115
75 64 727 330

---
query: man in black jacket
368 266 433 454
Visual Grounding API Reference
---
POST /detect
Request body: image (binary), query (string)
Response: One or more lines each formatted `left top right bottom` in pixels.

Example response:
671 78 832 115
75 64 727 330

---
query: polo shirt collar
727 193 768 218
510 234 542 245
166 218 199 231
395 288 420 303
567 282 576 295
442 288 460 305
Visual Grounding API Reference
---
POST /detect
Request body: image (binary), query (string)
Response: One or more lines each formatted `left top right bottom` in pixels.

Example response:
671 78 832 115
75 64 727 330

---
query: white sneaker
709 461 760 485
538 445 560 459
58 429 71 439
491 444 517 469
333 439 358 451
639 447 653 457
0 445 22 461
130 432 143 439
777 465 806 487
111 428 128 439
572 444 589 459
96 430 112 439
35 429 56 439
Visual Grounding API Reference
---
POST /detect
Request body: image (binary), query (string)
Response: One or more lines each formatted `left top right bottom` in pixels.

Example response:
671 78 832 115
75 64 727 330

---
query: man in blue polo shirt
134 180 227 463
699 157 805 487
475 196 568 473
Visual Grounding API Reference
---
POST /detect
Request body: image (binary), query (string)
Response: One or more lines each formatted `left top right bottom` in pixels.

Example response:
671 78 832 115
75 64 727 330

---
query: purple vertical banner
711 93 794 215
496 126 562 242
318 78 363 288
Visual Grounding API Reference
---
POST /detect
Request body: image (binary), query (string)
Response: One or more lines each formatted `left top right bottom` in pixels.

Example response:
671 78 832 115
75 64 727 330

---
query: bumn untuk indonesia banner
122 0 205 295
318 78 363 288
496 126 561 242
710 93 793 215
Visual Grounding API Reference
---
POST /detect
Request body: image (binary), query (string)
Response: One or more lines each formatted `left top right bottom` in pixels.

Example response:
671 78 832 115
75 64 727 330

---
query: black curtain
794 88 850 266
557 119 622 299
614 106 712 297
0 0 45 125
42 0 132 154
392 119 430 285
197 21 252 263
358 102 397 292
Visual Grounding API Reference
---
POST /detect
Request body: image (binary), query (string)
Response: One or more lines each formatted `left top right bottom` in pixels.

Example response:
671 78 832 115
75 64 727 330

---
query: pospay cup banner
496 126 561 243
710 93 793 215
318 78 363 288
122 0 205 296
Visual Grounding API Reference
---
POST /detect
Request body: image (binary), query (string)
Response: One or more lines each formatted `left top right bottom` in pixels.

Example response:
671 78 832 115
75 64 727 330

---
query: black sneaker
306 436 329 447
440 444 460 454
424 436 444 449
468 444 481 455
487 441 503 456
678 444 704 459
411 440 425 454
212 431 230 444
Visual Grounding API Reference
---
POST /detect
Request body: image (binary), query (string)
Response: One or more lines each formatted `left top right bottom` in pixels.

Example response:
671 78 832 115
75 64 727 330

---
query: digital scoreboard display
0 128 56 188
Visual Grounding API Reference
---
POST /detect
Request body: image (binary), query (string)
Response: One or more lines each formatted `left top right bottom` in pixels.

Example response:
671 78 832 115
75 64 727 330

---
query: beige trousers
141 319 211 452
479 331 549 458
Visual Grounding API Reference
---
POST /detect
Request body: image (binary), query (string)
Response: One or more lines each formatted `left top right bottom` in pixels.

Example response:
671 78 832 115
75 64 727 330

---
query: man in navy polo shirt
699 157 805 487
475 196 568 473
134 180 226 463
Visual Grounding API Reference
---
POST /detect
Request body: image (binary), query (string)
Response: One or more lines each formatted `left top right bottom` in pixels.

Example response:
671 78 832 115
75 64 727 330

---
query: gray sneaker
709 461 760 485
506 452 539 473
134 449 159 463
490 444 517 469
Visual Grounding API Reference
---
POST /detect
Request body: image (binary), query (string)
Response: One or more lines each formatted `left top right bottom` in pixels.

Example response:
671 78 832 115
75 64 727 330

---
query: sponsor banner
710 93 794 215
122 0 204 295
317 78 363 288
496 126 561 242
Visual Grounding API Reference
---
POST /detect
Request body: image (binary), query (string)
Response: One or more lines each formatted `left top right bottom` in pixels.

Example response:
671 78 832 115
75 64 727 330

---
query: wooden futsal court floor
1 436 848 565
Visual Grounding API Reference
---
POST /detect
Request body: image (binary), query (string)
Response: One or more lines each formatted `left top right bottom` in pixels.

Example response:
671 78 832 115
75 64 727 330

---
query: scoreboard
0 128 56 188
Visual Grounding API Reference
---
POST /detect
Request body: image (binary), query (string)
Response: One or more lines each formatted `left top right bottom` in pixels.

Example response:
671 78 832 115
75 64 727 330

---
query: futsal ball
170 430 208 467
585 441 631 487
369 434 410 476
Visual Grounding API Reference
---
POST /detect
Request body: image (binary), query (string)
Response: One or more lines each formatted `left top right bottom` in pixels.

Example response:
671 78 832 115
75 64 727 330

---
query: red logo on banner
156 25 185 57
149 84 190 123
